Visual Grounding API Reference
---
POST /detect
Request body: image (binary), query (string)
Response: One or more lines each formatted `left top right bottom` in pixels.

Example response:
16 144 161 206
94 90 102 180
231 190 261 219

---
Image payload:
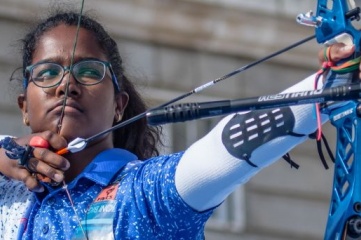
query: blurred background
0 1 336 239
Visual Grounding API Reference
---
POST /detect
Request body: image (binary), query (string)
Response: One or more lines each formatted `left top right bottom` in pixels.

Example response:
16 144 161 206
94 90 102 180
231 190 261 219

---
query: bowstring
57 0 88 238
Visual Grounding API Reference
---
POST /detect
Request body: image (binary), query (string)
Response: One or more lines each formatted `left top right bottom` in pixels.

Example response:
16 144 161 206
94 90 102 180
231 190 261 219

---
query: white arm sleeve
175 73 328 211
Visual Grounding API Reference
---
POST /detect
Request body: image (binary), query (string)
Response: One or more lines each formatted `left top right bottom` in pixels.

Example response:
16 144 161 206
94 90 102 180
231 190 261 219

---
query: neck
63 136 113 182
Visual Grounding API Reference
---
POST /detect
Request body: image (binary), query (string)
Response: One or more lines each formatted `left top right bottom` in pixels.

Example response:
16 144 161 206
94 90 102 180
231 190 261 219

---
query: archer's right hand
0 131 70 192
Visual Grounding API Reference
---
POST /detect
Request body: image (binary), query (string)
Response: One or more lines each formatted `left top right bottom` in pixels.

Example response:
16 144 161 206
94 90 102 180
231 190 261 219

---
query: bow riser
299 0 361 239
317 1 361 239
318 0 361 238
327 102 361 239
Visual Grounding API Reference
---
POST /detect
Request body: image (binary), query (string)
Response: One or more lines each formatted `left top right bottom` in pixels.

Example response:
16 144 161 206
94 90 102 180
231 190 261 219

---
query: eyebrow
32 57 106 65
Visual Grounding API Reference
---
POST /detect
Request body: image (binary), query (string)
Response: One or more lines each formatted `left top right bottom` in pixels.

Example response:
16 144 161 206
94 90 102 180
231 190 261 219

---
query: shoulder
112 152 185 192
119 152 185 177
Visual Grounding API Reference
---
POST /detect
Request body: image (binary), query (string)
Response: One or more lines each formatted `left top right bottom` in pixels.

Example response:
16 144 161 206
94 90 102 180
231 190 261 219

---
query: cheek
26 89 44 118
90 84 117 112
25 88 56 131
84 87 117 122
95 97 117 122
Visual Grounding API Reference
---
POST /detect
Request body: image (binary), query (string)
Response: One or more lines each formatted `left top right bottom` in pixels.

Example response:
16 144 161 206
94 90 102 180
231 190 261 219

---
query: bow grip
314 0 361 87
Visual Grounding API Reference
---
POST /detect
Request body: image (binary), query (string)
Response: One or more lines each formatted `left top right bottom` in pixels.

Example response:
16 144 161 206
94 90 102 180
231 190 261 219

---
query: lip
48 99 84 114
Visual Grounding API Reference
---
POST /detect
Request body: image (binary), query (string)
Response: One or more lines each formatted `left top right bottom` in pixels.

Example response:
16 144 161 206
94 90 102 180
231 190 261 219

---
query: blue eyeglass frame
23 59 121 92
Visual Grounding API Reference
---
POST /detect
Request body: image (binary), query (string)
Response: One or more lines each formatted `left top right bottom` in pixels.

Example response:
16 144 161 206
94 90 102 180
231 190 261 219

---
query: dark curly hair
21 10 162 159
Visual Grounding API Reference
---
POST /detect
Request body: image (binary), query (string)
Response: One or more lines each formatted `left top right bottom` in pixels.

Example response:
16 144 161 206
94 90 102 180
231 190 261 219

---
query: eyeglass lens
30 61 107 87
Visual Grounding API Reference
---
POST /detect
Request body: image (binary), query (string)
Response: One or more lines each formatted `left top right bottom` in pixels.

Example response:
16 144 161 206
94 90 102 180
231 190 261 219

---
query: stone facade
0 1 336 239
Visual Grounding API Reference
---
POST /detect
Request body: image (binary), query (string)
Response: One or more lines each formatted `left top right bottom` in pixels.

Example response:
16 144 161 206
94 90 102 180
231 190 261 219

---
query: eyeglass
24 59 121 92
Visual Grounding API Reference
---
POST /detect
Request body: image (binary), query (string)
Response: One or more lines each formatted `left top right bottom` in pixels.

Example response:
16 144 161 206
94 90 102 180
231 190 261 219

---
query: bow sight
298 0 361 53
298 1 361 239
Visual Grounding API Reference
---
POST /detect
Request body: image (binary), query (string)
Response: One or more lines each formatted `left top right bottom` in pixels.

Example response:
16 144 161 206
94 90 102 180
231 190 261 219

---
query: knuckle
36 148 49 160
59 158 70 170
21 174 35 187
22 174 43 192
26 158 38 172
42 130 54 141
47 132 67 149
43 165 56 177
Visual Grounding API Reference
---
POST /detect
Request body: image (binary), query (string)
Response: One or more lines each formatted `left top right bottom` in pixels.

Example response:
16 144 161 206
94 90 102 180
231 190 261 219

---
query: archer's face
19 24 127 142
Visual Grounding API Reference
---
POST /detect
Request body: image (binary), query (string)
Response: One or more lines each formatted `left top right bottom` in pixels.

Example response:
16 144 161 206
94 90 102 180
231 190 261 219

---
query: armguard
222 107 296 167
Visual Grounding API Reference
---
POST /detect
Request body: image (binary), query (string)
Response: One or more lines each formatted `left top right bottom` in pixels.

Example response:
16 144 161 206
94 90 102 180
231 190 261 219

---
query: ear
18 94 29 126
114 92 129 121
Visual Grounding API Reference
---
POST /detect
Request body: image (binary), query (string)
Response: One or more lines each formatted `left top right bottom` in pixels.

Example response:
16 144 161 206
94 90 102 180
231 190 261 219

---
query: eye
32 64 61 82
76 67 103 79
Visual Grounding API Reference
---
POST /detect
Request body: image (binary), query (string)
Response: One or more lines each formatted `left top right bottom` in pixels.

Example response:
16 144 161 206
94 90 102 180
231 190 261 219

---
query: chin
59 124 106 142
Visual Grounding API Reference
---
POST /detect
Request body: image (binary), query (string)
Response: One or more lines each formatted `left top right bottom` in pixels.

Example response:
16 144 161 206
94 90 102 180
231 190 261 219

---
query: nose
55 71 82 98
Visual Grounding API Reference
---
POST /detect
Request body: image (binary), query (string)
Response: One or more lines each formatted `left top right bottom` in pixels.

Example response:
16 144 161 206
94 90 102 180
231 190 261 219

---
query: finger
318 43 355 65
329 44 355 62
38 131 68 150
32 147 70 171
27 157 64 182
19 169 44 192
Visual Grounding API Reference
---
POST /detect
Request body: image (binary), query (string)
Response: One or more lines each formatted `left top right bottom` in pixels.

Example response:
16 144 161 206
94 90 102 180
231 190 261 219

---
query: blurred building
0 1 335 239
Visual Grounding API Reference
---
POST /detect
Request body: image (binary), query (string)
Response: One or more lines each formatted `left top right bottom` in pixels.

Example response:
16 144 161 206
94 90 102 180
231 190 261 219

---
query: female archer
0 9 357 240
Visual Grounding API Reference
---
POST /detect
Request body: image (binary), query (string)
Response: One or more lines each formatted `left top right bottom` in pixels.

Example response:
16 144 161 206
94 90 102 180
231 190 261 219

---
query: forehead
32 24 107 64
